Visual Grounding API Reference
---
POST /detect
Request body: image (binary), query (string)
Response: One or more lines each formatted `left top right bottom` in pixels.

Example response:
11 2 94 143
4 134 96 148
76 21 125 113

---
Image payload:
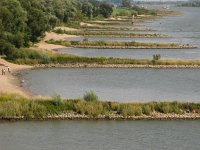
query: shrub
52 95 63 106
142 105 152 115
119 104 142 117
153 54 161 61
73 100 105 117
83 91 98 102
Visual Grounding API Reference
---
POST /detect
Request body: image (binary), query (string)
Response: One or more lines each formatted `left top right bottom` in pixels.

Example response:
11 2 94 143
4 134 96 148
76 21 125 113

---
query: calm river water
22 68 200 101
60 7 200 59
0 120 200 150
3 6 200 150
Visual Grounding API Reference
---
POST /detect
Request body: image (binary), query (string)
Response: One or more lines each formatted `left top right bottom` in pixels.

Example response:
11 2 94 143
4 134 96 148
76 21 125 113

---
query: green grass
46 39 194 49
5 47 200 66
53 29 164 38
112 6 157 17
0 93 200 119
81 25 147 31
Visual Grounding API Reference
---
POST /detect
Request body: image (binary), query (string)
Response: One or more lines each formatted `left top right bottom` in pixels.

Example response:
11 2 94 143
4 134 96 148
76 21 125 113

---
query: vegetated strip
0 93 200 121
47 39 196 49
81 25 154 31
6 48 200 68
53 29 167 38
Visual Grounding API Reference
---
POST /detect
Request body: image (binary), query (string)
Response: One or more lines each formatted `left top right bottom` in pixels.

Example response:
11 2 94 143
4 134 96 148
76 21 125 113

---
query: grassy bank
81 25 153 31
47 39 196 49
53 29 166 38
4 48 200 67
0 93 200 120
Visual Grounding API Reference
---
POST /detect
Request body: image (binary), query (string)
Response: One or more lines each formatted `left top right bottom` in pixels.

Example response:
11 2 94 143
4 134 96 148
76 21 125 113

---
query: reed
53 29 166 38
0 93 200 119
47 39 195 49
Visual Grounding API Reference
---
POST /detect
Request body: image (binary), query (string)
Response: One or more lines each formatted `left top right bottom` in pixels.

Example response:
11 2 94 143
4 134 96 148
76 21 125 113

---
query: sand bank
0 58 32 97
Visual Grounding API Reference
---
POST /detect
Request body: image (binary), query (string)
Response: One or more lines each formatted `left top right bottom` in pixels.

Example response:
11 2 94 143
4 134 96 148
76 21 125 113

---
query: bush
142 105 152 115
153 54 161 61
52 95 63 106
83 91 98 102
119 104 142 117
73 100 105 117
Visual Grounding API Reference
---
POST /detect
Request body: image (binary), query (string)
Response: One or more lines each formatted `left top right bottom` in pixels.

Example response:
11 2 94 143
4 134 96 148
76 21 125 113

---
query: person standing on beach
2 69 4 75
3 69 6 75
8 66 10 73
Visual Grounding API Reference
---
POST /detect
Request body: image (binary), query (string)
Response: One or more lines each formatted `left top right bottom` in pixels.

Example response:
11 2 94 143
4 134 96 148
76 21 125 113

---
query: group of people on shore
1 66 10 75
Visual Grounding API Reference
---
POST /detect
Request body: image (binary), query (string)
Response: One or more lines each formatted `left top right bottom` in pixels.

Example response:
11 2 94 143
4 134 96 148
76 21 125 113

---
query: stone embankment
71 45 197 49
34 63 200 69
1 112 200 121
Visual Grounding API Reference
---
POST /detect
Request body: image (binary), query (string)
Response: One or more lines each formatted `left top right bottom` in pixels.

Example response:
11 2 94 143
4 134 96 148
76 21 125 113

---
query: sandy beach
0 27 78 97
0 58 32 97
35 27 79 51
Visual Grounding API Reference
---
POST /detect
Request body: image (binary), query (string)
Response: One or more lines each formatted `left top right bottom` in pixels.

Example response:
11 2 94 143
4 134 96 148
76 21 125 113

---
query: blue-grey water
61 7 200 59
0 120 200 150
3 6 200 150
22 68 200 102
58 48 200 59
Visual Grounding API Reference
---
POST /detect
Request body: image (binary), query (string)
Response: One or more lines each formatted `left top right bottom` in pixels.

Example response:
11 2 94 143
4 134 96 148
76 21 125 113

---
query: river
0 120 200 150
22 68 200 101
59 7 200 60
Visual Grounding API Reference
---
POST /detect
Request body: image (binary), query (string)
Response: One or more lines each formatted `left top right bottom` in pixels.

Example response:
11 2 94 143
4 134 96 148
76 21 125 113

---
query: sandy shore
0 58 32 97
0 27 79 97
35 27 79 51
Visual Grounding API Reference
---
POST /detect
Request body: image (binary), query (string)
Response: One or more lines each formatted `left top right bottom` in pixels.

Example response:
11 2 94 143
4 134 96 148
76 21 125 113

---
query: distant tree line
0 0 113 55
178 0 200 7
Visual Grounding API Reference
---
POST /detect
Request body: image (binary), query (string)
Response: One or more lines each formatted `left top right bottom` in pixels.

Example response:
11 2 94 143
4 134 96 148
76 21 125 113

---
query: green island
53 29 168 38
46 39 196 49
3 48 200 68
0 93 200 120
80 25 153 31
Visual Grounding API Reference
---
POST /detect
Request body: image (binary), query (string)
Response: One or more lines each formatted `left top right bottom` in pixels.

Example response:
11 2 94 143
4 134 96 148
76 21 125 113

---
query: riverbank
53 29 168 38
34 29 79 51
0 58 32 97
34 63 200 69
0 93 200 121
2 112 200 121
47 39 196 49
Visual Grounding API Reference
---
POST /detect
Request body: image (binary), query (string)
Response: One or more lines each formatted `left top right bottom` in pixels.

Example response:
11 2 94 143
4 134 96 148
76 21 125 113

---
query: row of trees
0 0 113 55
179 0 200 7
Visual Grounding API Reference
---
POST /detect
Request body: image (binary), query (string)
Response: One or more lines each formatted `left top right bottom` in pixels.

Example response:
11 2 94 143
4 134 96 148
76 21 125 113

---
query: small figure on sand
2 68 6 75
8 66 10 73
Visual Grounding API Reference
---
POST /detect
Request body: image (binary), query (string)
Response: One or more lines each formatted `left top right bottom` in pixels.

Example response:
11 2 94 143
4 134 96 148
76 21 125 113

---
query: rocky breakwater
34 63 200 69
1 112 200 121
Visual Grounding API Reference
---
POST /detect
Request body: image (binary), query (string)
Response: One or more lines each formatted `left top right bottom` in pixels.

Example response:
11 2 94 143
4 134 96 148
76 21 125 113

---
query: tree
82 1 94 18
99 2 113 18
122 0 132 8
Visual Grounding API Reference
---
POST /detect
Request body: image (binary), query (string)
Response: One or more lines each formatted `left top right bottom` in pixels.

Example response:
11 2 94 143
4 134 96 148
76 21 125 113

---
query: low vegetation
46 39 195 49
53 29 166 38
81 25 152 31
4 48 200 66
83 91 98 102
0 93 200 119
112 6 157 17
